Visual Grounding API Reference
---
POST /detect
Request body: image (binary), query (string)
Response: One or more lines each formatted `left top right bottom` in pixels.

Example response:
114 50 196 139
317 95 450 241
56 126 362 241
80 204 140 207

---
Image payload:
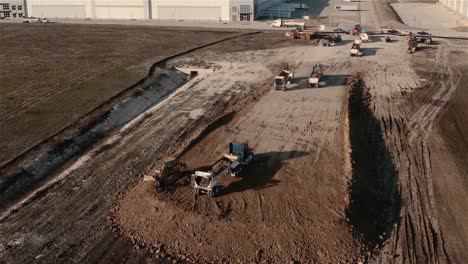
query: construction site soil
0 23 238 167
1 4 468 264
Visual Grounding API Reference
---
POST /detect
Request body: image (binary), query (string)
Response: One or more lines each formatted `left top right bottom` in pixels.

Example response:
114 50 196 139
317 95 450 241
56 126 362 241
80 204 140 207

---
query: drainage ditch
0 67 189 215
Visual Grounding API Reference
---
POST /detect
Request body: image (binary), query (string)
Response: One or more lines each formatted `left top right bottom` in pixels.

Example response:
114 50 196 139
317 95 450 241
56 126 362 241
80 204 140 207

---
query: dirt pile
346 75 401 258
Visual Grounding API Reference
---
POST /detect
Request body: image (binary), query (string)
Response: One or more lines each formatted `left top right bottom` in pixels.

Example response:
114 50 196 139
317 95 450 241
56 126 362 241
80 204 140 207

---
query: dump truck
192 142 254 197
407 36 418 53
309 64 323 88
360 33 370 43
274 65 294 91
272 19 305 28
350 42 363 57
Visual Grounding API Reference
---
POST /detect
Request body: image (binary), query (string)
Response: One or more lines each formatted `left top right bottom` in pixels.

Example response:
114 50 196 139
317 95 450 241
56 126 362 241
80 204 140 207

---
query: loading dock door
158 6 221 20
32 5 86 18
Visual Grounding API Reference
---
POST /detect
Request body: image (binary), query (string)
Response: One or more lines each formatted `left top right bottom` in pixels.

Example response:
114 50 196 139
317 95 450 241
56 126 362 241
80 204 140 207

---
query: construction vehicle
274 64 294 91
309 64 323 88
272 19 305 28
335 5 359 11
144 157 187 187
407 36 418 53
191 142 254 197
352 24 361 36
416 32 432 44
285 28 317 40
360 32 370 43
385 36 392 43
322 34 341 46
350 41 363 57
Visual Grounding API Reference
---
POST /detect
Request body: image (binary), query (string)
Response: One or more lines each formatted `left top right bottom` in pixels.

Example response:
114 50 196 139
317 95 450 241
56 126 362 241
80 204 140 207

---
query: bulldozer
144 157 187 187
285 28 317 40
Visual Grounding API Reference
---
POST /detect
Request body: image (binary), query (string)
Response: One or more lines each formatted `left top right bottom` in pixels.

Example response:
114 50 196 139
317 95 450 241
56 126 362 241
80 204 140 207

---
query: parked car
334 28 349 34
387 28 400 35
401 30 412 36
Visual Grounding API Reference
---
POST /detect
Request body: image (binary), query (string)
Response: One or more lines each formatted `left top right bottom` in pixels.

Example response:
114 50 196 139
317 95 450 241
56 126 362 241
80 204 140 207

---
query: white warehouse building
439 0 468 20
27 0 260 21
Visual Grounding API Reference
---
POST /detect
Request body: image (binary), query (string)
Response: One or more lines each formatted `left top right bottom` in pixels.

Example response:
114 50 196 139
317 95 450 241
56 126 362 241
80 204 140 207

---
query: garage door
32 5 86 18
95 6 145 19
158 6 221 20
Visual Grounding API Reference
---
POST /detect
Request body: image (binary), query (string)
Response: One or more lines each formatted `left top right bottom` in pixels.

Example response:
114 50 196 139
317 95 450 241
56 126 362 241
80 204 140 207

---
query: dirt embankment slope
0 23 236 166
360 38 468 263
0 32 305 263
426 41 468 263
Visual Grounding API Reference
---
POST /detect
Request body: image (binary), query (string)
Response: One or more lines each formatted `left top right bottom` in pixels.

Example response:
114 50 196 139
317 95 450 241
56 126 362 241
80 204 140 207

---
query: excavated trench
346 75 402 254
0 67 190 218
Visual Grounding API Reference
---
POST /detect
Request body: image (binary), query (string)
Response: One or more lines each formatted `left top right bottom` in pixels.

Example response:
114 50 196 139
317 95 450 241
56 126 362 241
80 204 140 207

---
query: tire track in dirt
353 38 464 263
113 56 364 262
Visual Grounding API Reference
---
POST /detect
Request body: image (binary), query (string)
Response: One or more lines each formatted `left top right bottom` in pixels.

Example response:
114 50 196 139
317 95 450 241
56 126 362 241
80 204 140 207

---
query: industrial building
27 0 259 21
0 0 26 18
25 0 303 21
439 0 468 20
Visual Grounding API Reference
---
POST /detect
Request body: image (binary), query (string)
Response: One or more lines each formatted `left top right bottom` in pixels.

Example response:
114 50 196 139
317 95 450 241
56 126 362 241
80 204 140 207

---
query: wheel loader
191 142 254 197
144 157 187 187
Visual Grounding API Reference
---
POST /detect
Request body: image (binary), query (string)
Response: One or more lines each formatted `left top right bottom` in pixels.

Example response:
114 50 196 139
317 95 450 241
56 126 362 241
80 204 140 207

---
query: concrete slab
392 2 468 37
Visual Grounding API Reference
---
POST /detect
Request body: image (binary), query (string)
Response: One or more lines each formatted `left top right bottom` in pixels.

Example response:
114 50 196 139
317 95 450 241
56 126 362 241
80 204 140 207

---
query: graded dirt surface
115 46 362 262
0 23 236 166
424 41 468 263
2 2 468 264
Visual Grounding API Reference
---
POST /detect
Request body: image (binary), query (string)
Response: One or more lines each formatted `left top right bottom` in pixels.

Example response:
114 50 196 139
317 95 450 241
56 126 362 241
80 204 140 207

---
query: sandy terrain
1 1 468 263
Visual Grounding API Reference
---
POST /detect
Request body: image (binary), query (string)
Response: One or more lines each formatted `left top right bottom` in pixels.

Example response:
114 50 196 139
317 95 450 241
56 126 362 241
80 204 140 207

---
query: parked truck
309 64 323 88
271 19 305 28
22 17 41 23
192 142 254 197
335 5 359 11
